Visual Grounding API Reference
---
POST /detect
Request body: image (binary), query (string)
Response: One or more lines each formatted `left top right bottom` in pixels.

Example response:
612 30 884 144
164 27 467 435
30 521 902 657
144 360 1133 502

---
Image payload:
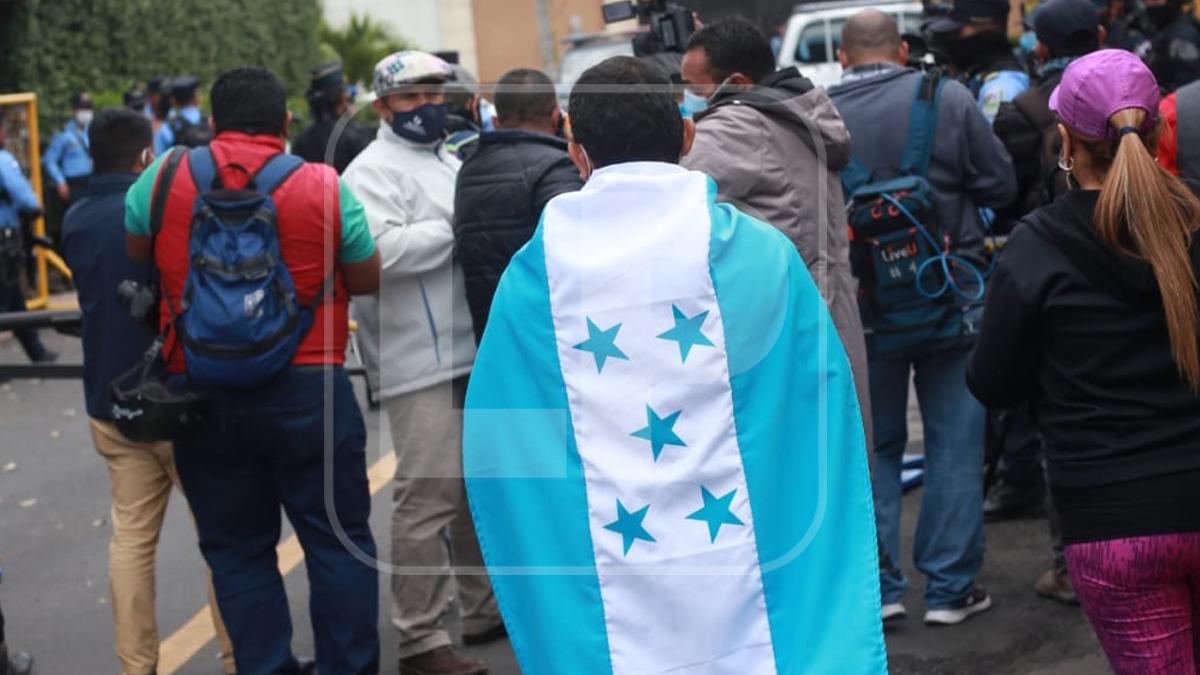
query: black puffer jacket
453 129 583 342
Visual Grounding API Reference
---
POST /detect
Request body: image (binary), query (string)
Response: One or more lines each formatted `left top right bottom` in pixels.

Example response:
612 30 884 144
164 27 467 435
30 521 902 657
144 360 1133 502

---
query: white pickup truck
777 0 925 88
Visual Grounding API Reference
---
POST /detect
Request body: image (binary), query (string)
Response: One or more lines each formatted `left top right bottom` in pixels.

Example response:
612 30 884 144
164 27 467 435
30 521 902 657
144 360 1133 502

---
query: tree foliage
319 13 412 88
0 0 321 133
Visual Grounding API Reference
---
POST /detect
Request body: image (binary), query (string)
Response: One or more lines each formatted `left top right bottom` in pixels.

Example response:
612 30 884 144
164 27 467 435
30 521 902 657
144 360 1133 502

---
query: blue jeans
870 346 985 609
175 367 380 675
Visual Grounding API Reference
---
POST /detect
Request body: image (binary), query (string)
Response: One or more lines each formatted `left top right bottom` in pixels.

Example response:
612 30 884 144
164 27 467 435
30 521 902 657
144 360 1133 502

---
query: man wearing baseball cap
292 61 372 173
43 91 94 207
989 0 1103 606
924 0 1031 122
153 75 210 153
343 51 500 675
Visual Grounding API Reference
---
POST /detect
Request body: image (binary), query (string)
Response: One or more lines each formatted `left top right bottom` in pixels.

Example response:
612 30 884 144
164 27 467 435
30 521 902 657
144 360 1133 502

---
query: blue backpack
841 70 986 357
164 147 320 389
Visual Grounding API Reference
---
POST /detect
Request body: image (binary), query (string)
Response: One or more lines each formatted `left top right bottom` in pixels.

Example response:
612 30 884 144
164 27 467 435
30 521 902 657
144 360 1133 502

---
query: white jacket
343 124 476 399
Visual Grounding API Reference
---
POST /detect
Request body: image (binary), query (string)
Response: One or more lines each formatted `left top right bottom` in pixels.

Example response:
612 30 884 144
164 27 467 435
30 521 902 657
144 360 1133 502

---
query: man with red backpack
124 66 382 675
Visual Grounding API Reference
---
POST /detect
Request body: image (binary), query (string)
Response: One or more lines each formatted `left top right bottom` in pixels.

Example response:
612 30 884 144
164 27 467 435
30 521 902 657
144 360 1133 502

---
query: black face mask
935 31 1010 71
1145 3 1182 29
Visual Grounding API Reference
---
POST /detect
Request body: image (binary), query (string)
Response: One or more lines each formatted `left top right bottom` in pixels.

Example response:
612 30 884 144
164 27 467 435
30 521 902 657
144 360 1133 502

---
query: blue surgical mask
1018 31 1038 54
679 89 709 118
390 102 448 144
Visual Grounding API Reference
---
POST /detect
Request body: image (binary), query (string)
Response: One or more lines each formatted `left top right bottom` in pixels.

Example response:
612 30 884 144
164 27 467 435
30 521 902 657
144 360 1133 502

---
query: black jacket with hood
968 190 1200 543
453 128 583 343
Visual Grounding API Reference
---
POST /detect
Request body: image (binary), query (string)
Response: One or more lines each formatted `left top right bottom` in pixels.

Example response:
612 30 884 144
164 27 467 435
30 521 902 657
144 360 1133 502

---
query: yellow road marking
157 449 397 674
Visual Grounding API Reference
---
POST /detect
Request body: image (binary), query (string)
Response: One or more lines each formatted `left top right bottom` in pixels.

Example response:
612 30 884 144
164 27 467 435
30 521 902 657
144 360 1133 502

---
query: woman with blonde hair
969 49 1200 674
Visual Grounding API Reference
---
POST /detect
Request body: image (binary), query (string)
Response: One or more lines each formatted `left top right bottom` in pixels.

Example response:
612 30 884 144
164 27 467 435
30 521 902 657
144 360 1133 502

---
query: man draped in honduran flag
463 56 886 674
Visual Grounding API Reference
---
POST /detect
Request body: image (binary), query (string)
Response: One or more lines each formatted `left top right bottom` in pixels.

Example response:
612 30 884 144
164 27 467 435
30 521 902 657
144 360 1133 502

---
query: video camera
602 0 696 54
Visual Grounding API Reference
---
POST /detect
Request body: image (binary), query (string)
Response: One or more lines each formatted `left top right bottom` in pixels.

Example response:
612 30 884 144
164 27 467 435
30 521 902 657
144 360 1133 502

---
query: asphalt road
0 332 1110 674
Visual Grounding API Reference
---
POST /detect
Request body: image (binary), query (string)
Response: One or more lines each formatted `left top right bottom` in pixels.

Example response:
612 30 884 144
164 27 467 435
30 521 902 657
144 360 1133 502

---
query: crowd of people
1 0 1200 672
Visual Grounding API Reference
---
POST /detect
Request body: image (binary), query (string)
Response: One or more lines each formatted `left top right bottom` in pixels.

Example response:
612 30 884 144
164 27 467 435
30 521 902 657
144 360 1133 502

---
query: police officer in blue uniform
925 0 1031 122
42 91 94 206
0 112 54 363
153 76 210 153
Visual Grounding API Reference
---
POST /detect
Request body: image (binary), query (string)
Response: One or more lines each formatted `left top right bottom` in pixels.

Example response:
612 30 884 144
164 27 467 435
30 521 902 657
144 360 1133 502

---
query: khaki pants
387 377 501 658
89 419 236 675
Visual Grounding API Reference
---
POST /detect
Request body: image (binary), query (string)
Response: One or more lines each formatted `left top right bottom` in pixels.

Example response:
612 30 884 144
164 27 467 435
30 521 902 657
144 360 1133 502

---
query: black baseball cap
1032 0 1101 56
147 75 167 94
124 86 147 109
171 75 201 101
70 91 93 109
924 0 1011 33
309 62 346 96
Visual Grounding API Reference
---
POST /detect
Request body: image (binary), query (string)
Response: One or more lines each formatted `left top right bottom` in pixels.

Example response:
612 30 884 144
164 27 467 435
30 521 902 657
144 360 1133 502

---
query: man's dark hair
494 68 558 126
568 56 683 168
88 107 152 174
685 17 777 84
210 67 288 136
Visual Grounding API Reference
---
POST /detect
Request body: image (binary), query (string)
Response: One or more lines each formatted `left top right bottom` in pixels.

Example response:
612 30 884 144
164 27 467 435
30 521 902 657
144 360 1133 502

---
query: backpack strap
149 147 187 238
840 157 872 198
1177 80 1200 182
898 70 946 178
247 153 305 195
187 145 221 192
1012 83 1055 134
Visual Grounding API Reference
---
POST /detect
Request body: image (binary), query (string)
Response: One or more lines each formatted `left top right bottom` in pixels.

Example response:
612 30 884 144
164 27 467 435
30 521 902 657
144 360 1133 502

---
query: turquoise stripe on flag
707 195 888 674
463 224 614 675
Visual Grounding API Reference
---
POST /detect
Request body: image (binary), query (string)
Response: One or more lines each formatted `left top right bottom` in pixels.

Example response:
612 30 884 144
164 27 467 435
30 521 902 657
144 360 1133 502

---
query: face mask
679 89 709 118
578 146 596 181
707 76 735 103
389 102 448 144
74 110 93 127
1018 31 1038 54
1145 3 1182 29
936 32 1009 71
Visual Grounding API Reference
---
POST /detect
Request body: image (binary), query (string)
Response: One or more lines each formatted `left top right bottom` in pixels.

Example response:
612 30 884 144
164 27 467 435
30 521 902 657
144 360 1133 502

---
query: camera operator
291 62 373 174
59 107 237 675
0 111 55 364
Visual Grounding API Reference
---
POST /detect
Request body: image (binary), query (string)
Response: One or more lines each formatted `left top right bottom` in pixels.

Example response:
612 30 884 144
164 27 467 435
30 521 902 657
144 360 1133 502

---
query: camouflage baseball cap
373 51 454 98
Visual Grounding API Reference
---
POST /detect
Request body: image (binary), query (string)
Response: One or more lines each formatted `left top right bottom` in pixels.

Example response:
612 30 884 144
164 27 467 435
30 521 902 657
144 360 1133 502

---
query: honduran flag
464 162 886 675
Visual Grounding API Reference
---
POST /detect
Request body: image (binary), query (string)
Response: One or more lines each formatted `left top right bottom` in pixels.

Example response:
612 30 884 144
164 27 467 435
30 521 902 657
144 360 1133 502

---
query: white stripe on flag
542 164 777 675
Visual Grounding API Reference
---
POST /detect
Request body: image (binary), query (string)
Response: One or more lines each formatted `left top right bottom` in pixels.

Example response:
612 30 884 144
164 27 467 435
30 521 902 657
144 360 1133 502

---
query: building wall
323 0 480 75
471 0 608 83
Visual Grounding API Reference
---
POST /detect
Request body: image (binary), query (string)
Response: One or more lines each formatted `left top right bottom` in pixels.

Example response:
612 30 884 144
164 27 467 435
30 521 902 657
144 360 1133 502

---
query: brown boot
399 646 487 675
1035 568 1078 605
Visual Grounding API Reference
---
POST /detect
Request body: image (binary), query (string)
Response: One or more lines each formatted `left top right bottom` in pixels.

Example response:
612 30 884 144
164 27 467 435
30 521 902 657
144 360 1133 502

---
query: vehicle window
794 19 837 64
792 11 925 64
895 12 923 35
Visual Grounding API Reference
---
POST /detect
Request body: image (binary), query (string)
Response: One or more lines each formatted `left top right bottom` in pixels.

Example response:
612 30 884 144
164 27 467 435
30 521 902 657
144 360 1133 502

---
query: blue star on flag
573 318 629 373
604 499 656 556
686 487 744 543
631 405 687 461
657 305 715 362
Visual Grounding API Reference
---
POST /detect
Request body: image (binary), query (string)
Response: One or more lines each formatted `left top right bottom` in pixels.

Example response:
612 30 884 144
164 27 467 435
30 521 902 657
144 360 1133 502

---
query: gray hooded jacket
683 67 872 447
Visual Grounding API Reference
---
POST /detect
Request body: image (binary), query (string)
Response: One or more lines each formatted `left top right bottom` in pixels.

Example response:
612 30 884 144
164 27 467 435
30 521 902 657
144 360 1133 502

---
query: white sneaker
924 587 993 626
881 602 907 623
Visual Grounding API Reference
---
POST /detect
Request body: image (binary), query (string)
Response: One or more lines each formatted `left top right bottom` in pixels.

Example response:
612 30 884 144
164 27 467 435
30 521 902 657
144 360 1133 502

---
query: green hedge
0 0 321 134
